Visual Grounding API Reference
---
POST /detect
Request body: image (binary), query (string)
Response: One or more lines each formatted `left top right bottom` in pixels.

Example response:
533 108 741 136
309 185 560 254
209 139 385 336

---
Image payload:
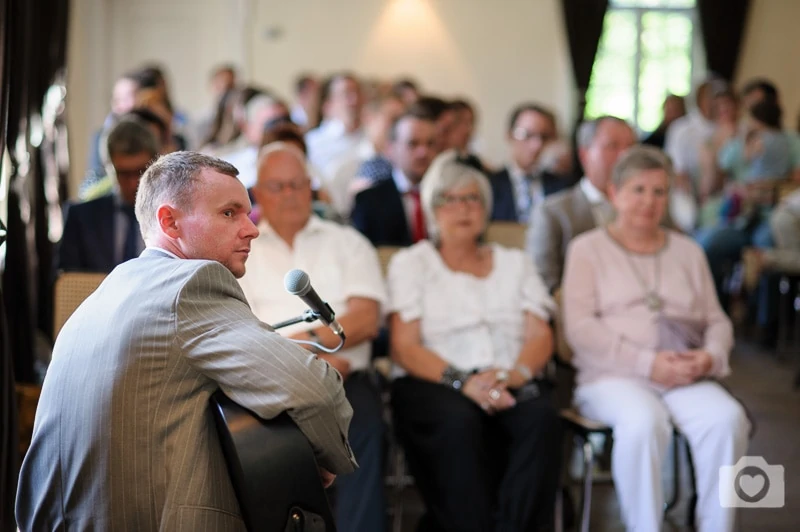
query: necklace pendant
646 292 663 311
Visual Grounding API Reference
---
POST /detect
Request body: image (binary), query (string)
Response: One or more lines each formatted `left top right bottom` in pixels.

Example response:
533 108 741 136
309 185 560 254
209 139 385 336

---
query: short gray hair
577 115 632 148
135 151 239 241
102 118 159 166
611 145 674 189
256 141 310 179
420 151 493 240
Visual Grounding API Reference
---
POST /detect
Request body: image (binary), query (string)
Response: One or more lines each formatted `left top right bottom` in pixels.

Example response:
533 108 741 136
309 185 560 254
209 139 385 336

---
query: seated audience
217 94 290 189
291 73 320 130
392 77 420 106
85 72 139 185
447 99 490 174
528 115 637 292
238 142 387 532
58 118 158 272
306 72 365 175
325 93 405 218
387 156 561 531
642 94 686 149
351 110 437 246
562 146 750 532
490 103 569 223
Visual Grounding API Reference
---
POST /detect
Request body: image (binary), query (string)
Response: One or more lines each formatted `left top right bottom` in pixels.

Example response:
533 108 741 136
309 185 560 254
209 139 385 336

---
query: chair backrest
377 246 403 277
776 179 800 204
53 272 107 338
486 222 527 250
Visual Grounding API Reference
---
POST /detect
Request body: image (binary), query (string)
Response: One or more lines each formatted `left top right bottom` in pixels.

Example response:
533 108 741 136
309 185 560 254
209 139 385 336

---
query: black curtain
560 0 609 122
696 0 752 82
1 0 71 526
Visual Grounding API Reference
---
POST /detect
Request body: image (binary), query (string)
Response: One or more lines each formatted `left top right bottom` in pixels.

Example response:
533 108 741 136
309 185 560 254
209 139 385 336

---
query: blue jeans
696 219 774 307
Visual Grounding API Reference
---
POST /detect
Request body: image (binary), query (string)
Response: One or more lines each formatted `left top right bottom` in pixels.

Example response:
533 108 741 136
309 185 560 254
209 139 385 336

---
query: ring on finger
489 388 501 401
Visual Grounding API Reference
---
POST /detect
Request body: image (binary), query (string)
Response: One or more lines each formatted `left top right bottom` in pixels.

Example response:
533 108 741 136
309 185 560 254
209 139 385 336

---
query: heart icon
734 466 771 503
738 474 766 497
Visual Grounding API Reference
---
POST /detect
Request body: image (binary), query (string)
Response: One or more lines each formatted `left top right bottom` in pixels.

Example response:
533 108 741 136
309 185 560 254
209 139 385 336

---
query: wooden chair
554 289 696 531
374 246 413 532
53 272 106 338
485 222 527 249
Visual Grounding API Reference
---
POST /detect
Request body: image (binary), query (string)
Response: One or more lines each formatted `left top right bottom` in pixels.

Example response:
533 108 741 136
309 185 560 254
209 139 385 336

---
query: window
584 0 703 134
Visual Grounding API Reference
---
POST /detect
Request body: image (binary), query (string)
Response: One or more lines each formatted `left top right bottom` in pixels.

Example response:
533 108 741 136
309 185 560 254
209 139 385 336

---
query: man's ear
156 205 180 239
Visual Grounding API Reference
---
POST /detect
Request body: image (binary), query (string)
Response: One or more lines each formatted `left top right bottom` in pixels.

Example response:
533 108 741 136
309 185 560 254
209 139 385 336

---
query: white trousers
575 378 751 532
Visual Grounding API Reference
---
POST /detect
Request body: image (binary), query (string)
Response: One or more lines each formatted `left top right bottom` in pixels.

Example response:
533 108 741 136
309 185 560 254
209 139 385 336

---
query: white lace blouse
387 241 554 374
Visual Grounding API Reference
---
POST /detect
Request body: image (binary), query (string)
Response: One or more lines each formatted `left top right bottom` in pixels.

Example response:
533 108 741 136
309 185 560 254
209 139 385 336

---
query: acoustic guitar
210 391 338 531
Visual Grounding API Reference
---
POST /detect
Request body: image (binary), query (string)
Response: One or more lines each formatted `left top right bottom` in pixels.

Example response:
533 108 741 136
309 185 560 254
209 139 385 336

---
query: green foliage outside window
585 0 698 134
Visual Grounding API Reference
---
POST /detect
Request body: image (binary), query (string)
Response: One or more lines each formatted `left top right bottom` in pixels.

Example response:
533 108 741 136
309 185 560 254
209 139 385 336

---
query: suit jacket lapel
571 186 597 236
385 179 413 245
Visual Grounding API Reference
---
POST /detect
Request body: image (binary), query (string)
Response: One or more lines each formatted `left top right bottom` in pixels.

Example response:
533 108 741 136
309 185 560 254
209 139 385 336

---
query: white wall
736 0 800 128
67 0 800 198
66 0 574 196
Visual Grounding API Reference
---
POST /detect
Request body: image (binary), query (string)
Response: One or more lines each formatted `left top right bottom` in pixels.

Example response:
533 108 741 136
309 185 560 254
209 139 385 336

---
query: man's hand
462 369 516 414
650 351 695 389
318 354 351 380
319 467 336 489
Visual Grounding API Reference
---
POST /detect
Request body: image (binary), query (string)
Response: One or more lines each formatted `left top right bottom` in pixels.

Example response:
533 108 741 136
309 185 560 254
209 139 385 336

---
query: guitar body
210 391 337 531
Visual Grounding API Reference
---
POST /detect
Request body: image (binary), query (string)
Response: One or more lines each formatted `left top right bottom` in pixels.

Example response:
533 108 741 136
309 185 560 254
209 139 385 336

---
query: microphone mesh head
284 269 310 295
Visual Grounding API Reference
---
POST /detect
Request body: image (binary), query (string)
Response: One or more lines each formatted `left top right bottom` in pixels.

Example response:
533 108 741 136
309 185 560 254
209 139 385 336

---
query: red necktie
408 189 427 243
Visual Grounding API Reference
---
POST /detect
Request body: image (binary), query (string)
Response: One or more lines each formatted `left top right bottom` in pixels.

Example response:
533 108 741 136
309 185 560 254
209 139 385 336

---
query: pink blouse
562 228 733 387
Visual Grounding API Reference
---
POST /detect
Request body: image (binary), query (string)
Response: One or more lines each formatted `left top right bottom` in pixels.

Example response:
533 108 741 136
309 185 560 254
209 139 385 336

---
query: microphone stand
270 310 345 354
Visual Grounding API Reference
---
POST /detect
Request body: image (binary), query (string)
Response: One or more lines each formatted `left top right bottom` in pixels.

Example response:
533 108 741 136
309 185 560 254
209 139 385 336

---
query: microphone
283 269 346 340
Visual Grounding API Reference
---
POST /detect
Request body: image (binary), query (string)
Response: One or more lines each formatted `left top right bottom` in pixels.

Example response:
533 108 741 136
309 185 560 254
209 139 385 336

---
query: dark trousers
335 371 387 532
390 377 562 532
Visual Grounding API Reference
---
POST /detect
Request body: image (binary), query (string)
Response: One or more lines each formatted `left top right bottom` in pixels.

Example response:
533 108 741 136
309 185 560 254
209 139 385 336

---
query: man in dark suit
351 110 437 246
57 118 159 272
490 103 575 222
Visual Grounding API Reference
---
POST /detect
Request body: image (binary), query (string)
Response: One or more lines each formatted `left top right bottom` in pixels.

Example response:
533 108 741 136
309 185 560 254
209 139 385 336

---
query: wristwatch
440 365 471 392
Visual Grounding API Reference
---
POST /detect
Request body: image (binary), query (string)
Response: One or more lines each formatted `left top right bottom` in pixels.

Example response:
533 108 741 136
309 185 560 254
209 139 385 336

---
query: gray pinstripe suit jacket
16 248 356 531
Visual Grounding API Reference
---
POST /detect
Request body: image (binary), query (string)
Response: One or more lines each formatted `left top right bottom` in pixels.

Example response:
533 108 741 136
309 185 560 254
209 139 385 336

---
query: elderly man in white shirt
238 142 388 532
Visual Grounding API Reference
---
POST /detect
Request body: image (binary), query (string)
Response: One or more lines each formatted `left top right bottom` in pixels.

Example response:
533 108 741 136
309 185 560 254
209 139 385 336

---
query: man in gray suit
528 116 637 292
16 152 356 531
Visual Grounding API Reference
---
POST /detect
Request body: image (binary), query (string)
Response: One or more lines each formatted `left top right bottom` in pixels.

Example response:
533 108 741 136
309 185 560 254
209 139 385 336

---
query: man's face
388 117 437 185
325 77 362 124
177 169 259 279
111 78 138 116
448 108 475 152
253 151 313 232
111 152 153 205
509 110 556 173
579 120 636 193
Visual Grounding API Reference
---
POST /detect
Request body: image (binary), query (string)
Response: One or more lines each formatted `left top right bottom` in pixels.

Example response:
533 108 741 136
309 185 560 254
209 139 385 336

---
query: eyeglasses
438 192 483 208
114 167 149 180
257 178 310 194
511 128 553 143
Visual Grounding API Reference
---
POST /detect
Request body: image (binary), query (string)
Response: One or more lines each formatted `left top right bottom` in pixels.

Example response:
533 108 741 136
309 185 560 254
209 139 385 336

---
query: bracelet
514 363 533 382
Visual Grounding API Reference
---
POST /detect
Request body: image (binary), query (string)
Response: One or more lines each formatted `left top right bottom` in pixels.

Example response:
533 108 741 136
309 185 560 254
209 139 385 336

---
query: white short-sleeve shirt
387 241 554 374
238 215 387 371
